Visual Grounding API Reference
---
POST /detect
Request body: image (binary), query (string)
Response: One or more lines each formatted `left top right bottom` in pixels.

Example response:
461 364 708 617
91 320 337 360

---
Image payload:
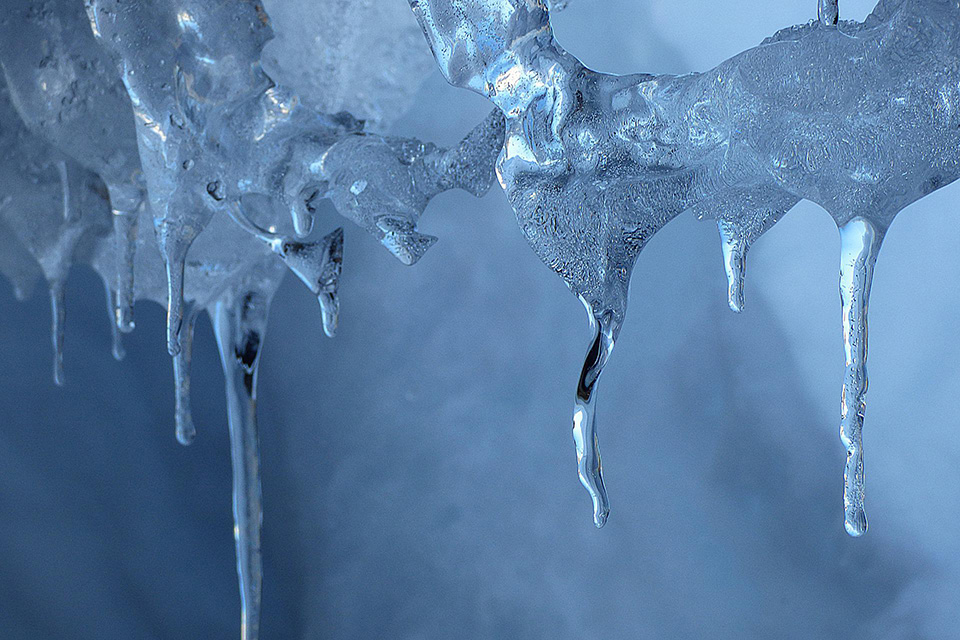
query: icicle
55 161 81 222
213 286 273 640
102 280 125 361
819 0 839 25
155 221 192 357
837 216 883 537
48 279 66 387
572 301 620 528
226 202 343 338
173 306 199 446
717 220 748 313
111 210 138 333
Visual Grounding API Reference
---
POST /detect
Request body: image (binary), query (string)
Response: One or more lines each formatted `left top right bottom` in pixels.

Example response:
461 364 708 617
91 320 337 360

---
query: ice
212 259 286 640
286 107 504 265
0 82 112 385
0 0 147 332
410 0 960 532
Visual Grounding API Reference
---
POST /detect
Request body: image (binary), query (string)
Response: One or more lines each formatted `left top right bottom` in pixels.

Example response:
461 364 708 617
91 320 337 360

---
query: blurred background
1 0 958 638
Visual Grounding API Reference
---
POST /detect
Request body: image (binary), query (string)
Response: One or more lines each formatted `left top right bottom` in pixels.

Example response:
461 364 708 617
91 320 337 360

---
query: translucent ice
410 0 960 533
0 81 112 385
0 0 147 333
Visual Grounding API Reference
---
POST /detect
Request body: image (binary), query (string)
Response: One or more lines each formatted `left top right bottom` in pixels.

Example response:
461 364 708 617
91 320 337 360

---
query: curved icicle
837 216 883 537
111 210 138 333
102 279 125 361
819 0 839 25
213 288 272 640
48 279 66 387
717 220 748 313
573 304 620 528
173 305 200 446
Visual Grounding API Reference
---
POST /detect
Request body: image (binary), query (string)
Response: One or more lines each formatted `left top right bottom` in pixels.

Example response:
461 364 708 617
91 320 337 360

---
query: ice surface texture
409 0 960 533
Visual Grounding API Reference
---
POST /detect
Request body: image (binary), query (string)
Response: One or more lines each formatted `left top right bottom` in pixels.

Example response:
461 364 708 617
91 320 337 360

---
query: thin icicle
837 216 883 537
111 209 138 333
819 0 839 25
573 301 619 528
173 306 200 446
102 280 125 361
48 279 66 387
213 287 273 640
717 220 748 313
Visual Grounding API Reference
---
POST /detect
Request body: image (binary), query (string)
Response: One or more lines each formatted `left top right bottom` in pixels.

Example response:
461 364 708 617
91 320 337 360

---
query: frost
409 0 960 535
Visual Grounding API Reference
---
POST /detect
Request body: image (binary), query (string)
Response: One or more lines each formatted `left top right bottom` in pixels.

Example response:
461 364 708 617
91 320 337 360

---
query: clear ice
1 0 959 637
0 0 505 637
409 0 960 533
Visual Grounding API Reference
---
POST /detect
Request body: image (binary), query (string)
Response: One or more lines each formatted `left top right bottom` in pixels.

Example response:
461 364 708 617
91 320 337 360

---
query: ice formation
1 0 958 636
0 0 504 637
409 0 960 535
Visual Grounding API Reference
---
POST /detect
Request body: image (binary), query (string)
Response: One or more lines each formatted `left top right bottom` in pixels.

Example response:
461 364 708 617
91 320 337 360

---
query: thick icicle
819 0 839 25
837 216 883 537
48 280 66 387
717 220 748 313
573 303 620 528
173 306 200 446
102 280 125 361
213 287 272 640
